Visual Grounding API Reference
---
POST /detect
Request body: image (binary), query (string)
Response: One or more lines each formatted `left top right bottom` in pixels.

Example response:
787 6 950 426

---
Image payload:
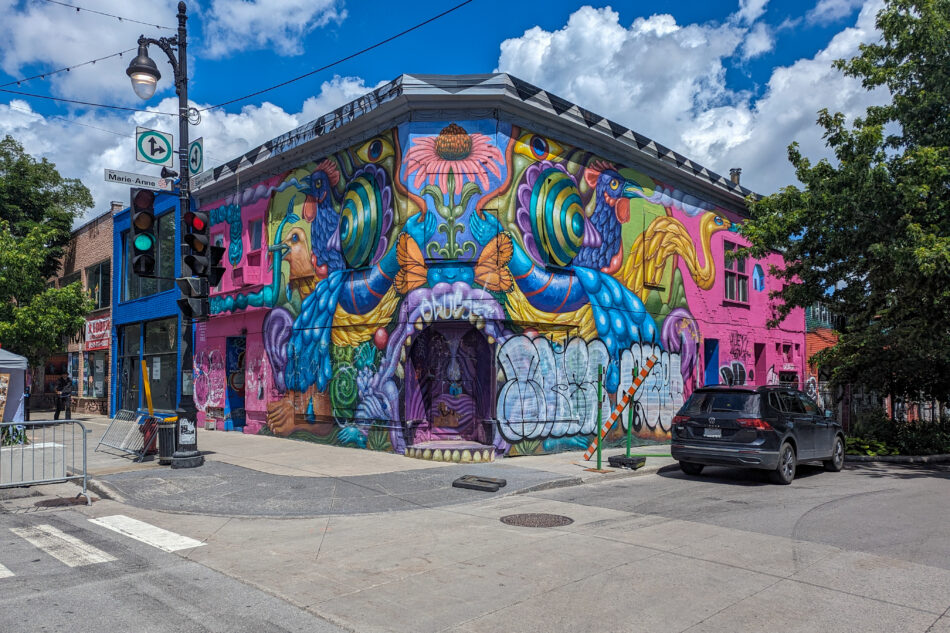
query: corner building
192 74 806 460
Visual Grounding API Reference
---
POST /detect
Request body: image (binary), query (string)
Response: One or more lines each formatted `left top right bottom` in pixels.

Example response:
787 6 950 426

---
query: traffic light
182 209 210 277
130 188 157 277
176 277 209 320
207 245 226 287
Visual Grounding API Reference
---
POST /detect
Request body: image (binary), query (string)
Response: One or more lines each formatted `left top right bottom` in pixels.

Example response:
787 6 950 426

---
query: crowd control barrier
0 419 92 505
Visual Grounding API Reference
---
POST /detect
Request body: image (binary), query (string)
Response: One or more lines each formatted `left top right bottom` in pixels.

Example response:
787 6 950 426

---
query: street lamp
126 1 203 469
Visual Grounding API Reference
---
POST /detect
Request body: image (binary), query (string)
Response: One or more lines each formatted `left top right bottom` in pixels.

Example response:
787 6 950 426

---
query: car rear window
681 391 759 415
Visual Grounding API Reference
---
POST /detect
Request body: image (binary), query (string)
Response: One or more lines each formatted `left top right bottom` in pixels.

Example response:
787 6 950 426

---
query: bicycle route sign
135 126 174 168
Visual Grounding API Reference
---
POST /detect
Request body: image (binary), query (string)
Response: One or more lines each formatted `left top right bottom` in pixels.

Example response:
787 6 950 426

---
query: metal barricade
95 409 158 462
0 419 92 505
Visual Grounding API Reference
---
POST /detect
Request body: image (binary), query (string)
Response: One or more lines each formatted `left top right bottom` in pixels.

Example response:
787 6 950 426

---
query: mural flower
404 123 504 195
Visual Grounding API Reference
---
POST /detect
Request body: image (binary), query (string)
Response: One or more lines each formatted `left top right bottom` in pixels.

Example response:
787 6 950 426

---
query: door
224 336 246 431
799 392 833 458
779 391 815 459
704 339 720 386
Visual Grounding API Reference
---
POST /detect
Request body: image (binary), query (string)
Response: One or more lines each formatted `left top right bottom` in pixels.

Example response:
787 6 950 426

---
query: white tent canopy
0 348 28 422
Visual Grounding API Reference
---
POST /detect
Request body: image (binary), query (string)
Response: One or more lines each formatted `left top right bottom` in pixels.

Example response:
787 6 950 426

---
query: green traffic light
133 233 154 252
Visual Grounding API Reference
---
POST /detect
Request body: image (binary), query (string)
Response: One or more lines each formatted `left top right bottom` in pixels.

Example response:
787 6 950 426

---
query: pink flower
404 123 505 195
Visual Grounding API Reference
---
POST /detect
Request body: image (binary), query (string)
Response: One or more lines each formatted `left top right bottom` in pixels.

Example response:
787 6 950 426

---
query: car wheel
824 435 845 472
770 442 796 485
679 461 704 476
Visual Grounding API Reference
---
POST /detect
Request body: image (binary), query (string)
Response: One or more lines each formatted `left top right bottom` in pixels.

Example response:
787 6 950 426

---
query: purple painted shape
662 307 699 394
263 308 292 393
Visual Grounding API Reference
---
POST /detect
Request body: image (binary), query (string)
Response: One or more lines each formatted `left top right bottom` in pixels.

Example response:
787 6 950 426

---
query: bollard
596 365 603 471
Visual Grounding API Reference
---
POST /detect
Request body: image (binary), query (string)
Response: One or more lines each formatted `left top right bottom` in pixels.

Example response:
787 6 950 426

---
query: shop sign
85 316 111 351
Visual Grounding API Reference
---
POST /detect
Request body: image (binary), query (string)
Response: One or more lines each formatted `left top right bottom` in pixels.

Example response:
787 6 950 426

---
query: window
798 393 820 415
143 317 178 412
124 211 175 300
85 260 111 310
248 219 263 251
83 350 107 398
211 232 226 291
118 324 141 411
61 271 81 289
724 242 748 303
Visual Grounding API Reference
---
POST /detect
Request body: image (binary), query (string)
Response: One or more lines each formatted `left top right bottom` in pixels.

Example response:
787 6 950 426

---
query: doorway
405 323 494 444
224 336 246 431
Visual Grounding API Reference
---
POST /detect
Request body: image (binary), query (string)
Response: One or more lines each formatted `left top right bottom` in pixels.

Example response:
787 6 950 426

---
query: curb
845 454 950 464
84 476 125 503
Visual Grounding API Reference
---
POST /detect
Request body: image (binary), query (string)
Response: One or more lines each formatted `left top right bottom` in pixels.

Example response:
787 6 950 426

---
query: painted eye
314 179 322 189
609 179 620 190
291 233 299 242
356 137 394 163
514 132 564 162
714 216 724 226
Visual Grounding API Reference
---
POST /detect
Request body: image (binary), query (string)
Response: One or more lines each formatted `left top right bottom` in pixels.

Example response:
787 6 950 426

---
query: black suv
670 385 845 484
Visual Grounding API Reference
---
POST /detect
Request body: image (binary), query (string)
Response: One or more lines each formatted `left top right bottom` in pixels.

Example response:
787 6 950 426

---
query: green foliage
0 136 92 279
366 423 393 452
848 408 950 455
742 0 950 401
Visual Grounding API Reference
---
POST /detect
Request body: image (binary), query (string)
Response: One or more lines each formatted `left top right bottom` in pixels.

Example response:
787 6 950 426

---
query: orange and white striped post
584 355 658 461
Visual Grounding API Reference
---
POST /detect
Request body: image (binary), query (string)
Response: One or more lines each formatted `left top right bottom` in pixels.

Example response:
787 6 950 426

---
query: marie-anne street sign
104 169 174 191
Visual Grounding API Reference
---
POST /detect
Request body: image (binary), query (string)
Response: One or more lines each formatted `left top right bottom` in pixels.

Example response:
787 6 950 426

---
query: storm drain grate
500 513 574 528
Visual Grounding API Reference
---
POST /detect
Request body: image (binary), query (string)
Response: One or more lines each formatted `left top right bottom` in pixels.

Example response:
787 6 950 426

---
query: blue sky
0 0 884 221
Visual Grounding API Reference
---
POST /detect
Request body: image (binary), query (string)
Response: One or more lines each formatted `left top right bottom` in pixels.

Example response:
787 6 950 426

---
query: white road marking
11 524 116 567
0 563 13 579
89 515 205 553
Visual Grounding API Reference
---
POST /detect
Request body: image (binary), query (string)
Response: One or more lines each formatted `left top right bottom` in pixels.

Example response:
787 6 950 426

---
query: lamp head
126 41 161 100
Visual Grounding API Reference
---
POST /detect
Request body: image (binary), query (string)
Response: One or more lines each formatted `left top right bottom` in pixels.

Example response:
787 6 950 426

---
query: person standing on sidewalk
53 374 73 420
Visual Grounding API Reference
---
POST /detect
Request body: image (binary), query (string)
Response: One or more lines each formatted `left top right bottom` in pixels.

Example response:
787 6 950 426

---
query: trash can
158 417 178 465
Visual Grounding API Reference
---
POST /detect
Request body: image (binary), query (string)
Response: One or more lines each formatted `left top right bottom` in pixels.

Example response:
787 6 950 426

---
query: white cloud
807 0 866 23
1 75 375 225
736 0 770 24
0 0 181 104
203 0 347 57
742 22 774 59
496 1 887 195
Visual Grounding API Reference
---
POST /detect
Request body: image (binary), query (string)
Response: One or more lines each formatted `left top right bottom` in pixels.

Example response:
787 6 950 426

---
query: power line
38 0 174 30
199 0 475 112
2 0 476 116
0 87 178 115
0 48 137 88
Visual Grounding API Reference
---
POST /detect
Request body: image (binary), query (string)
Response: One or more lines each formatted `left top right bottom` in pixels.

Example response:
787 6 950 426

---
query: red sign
85 316 111 351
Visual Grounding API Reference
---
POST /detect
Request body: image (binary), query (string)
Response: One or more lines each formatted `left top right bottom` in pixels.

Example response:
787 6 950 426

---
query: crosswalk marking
10 524 116 567
0 563 13 579
89 515 205 553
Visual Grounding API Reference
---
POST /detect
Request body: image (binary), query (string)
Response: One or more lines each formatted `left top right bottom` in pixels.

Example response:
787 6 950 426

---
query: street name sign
105 169 174 191
188 137 203 175
136 126 174 167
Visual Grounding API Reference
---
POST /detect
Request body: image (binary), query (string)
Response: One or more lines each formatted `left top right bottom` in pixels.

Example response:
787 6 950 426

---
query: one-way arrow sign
136 126 174 168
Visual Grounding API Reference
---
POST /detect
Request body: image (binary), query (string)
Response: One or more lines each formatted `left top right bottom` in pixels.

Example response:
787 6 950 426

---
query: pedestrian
53 374 73 420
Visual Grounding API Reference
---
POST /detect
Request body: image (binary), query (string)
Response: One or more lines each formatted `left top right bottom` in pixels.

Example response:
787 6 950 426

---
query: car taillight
672 415 689 427
737 418 772 430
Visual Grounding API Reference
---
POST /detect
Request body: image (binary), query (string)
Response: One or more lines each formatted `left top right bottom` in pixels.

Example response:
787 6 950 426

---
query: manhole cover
500 513 574 528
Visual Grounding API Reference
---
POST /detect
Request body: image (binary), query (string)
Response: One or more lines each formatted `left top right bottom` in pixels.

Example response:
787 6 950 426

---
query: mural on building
198 119 802 457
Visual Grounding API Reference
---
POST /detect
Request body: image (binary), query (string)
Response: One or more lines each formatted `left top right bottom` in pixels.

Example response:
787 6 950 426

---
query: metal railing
95 409 158 462
0 419 91 505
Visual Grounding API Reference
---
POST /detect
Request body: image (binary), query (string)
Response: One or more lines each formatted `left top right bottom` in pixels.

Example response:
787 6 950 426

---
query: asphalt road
4 461 950 633
536 461 950 571
0 503 346 633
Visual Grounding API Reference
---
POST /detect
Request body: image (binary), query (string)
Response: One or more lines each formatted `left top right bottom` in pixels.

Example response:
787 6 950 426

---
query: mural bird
277 227 319 301
300 158 344 278
572 160 642 273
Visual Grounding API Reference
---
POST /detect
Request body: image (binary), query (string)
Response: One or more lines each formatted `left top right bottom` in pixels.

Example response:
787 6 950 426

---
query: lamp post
127 1 203 468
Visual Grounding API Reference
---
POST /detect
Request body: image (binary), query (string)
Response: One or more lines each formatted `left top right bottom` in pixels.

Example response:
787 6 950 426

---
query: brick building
42 202 121 413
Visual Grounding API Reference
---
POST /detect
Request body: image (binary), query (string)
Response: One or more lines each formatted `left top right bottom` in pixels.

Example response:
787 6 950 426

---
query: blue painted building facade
109 189 186 416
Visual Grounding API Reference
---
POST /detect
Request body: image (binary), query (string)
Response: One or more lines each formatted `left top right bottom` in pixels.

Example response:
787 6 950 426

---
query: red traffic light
184 210 208 232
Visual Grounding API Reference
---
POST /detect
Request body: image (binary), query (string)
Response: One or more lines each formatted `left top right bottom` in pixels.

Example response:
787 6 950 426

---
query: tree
0 138 94 373
742 0 950 401
0 135 93 279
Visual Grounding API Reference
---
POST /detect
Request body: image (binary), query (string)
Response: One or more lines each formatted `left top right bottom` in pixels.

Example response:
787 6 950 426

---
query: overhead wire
0 48 137 88
38 0 174 30
197 0 475 112
1 0 475 115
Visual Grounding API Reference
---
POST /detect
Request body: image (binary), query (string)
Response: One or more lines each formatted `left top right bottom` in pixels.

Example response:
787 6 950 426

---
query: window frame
723 241 749 304
85 259 111 310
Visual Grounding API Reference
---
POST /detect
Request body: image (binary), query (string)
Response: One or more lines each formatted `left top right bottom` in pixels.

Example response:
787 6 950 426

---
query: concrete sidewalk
65 412 675 516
